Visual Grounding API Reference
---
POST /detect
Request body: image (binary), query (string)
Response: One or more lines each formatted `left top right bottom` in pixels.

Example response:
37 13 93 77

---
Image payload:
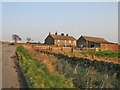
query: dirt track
2 44 19 88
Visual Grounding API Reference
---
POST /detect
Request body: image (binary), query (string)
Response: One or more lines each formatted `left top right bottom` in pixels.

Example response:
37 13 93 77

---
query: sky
2 2 118 43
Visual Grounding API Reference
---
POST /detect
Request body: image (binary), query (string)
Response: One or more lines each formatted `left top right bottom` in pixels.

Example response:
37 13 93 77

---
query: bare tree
12 34 21 43
27 37 31 43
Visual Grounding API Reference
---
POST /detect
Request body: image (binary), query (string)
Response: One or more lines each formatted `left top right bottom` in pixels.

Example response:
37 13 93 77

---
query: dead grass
23 45 58 75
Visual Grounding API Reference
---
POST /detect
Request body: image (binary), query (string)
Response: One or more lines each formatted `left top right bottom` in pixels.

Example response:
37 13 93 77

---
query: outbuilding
77 35 118 51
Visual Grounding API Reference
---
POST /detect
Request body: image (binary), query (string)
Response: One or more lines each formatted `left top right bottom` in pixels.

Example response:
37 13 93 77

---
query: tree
12 34 21 43
27 37 31 43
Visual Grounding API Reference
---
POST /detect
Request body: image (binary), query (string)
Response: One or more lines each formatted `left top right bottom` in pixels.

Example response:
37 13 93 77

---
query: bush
53 53 119 88
55 58 119 88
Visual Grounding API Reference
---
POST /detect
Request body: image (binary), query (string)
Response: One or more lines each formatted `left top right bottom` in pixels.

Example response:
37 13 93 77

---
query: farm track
2 44 19 88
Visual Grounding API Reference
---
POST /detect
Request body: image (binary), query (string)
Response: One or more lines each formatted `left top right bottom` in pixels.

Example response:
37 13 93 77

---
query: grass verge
16 46 74 88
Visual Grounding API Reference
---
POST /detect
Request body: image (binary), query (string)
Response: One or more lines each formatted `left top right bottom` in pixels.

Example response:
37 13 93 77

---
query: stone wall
100 43 118 51
34 45 72 52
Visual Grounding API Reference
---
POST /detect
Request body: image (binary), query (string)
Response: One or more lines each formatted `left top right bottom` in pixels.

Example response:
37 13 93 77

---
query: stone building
77 35 118 51
45 32 77 47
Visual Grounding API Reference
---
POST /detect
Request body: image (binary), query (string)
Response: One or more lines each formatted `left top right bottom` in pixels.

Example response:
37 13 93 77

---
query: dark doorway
91 44 94 48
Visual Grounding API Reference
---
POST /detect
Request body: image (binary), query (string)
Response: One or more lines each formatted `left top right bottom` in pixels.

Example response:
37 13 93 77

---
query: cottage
45 32 77 47
77 35 118 51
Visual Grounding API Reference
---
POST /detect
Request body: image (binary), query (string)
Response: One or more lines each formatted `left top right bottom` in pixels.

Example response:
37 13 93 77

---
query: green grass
16 46 74 88
79 50 119 58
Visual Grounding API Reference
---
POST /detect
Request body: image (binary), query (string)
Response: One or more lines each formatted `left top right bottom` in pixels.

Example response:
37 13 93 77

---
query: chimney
49 32 51 35
61 33 64 36
55 32 57 35
66 34 68 36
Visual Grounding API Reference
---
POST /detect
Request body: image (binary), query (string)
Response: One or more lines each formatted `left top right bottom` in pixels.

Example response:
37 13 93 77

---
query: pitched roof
81 35 107 43
50 34 76 40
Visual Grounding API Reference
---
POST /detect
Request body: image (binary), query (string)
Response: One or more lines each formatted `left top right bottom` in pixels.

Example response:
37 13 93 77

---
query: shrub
54 53 119 88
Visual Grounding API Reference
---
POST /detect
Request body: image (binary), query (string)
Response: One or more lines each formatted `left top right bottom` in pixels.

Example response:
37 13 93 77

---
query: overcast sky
2 2 118 43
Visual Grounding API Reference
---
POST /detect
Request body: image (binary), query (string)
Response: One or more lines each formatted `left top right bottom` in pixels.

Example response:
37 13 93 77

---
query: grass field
79 50 119 58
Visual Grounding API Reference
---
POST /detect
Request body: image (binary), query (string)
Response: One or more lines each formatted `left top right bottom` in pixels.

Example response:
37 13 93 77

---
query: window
69 40 71 43
65 40 66 43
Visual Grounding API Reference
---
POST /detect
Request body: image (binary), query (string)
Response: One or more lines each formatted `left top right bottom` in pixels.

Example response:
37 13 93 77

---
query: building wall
54 39 76 46
100 43 118 51
45 35 54 45
77 37 86 47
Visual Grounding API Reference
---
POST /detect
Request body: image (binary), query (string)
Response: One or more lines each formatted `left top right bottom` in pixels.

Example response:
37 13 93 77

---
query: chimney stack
55 32 57 35
49 32 51 35
61 33 64 36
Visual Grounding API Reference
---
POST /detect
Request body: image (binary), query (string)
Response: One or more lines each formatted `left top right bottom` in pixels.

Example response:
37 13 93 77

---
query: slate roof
81 35 108 43
50 34 76 40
